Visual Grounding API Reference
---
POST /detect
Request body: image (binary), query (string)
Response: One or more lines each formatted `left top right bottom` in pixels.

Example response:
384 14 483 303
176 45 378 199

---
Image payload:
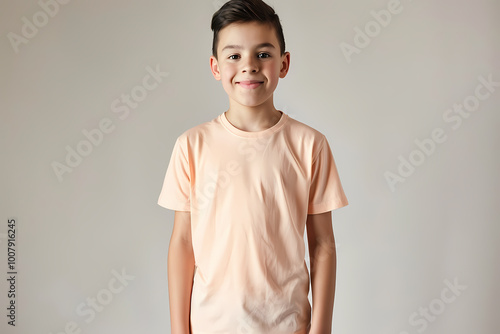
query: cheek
221 74 233 90
266 63 281 83
220 64 236 81
267 61 281 74
220 68 235 92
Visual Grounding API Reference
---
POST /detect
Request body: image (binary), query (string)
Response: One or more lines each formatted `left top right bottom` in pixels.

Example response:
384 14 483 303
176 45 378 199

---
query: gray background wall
1 0 499 333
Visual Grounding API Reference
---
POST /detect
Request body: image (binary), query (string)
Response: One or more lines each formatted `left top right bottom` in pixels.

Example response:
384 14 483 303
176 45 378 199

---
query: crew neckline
219 110 288 138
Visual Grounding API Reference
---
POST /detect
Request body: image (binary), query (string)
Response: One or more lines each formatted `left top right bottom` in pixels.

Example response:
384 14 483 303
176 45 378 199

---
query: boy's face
210 21 290 110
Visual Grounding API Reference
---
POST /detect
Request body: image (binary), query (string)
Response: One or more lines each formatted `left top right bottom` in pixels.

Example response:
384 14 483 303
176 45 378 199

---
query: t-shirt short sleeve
158 136 191 211
308 135 348 214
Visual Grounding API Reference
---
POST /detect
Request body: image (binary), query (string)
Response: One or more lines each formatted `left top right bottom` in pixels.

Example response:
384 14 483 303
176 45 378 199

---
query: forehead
218 21 279 51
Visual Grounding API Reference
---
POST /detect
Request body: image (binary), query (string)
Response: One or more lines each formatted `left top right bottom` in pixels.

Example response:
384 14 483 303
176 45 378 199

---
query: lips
237 80 264 89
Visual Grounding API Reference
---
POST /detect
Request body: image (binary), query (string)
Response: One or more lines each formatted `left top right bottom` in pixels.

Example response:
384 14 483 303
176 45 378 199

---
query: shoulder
175 114 222 144
284 115 327 145
281 116 335 163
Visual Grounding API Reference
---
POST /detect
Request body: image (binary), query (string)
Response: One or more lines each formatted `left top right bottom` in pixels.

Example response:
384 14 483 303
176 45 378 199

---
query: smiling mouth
237 80 264 89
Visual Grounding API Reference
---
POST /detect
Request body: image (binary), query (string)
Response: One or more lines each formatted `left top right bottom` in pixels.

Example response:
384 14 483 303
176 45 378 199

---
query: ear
210 55 221 81
279 52 291 79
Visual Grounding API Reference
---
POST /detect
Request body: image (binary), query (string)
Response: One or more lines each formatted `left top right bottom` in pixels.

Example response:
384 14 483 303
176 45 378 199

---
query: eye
228 54 240 60
258 52 271 59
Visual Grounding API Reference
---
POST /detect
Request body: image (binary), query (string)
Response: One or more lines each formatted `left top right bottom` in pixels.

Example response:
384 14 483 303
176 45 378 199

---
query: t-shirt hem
308 199 349 214
191 325 310 334
157 199 190 212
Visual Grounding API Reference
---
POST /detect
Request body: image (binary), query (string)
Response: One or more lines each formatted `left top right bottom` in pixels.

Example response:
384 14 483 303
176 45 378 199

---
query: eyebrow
221 43 276 52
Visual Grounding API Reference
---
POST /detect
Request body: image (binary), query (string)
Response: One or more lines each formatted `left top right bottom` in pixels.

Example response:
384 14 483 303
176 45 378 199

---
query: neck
225 99 282 132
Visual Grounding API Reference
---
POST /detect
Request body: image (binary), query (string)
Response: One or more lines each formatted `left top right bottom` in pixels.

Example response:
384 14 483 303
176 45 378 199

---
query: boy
158 0 348 333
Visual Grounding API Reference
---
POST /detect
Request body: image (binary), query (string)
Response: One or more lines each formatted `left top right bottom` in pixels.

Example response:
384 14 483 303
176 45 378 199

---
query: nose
241 56 258 73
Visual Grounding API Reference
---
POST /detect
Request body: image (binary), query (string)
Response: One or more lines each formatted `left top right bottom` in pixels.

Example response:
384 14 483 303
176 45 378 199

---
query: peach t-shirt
158 111 348 334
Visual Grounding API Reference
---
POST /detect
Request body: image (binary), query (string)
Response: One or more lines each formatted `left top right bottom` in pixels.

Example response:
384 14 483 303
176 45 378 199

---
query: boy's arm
306 211 337 334
167 211 195 334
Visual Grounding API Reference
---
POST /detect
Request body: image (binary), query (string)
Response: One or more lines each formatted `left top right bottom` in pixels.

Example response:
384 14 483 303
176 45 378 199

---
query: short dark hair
211 0 286 59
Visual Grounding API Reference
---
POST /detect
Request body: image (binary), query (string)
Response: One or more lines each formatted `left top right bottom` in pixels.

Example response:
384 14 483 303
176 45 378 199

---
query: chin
238 101 266 108
235 95 273 108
